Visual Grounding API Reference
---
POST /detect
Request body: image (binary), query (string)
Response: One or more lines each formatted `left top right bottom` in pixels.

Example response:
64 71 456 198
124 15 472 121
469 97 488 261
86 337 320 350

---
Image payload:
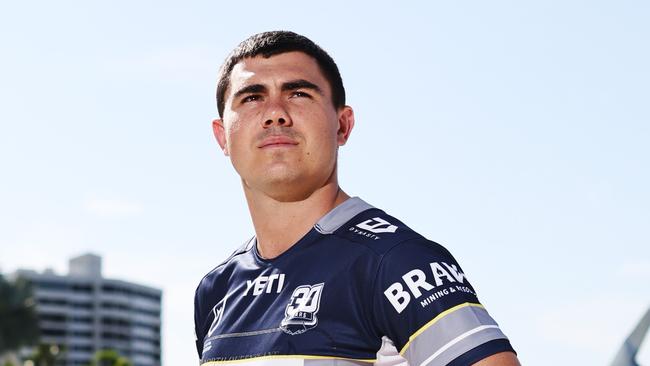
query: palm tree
88 350 133 366
0 274 40 362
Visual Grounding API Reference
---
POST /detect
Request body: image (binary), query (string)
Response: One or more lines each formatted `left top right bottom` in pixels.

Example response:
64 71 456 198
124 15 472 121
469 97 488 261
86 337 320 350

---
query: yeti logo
280 283 324 335
357 217 398 233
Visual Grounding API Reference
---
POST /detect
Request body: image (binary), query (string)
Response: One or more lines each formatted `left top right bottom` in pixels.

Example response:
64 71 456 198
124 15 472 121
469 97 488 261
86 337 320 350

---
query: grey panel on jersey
402 305 507 366
314 197 374 234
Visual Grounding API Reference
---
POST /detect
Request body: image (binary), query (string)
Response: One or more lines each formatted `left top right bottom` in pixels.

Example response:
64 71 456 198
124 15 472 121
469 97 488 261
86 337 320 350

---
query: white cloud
84 197 143 218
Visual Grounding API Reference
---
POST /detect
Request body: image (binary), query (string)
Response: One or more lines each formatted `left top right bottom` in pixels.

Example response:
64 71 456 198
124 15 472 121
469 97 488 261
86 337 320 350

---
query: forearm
472 351 521 366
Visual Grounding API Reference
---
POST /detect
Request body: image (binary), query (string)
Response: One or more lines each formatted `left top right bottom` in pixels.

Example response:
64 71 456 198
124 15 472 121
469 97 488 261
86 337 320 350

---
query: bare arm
472 351 521 366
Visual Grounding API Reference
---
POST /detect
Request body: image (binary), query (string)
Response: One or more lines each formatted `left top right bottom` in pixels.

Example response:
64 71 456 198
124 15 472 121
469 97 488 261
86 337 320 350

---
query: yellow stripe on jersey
201 354 377 365
399 302 485 355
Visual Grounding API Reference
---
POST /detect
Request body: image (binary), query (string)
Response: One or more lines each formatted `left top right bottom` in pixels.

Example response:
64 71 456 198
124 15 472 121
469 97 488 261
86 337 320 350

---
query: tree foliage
88 350 132 366
27 343 64 366
0 274 40 354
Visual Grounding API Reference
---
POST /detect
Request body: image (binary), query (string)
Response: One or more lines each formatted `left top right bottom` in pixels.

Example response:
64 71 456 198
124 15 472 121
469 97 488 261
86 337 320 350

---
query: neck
243 177 350 259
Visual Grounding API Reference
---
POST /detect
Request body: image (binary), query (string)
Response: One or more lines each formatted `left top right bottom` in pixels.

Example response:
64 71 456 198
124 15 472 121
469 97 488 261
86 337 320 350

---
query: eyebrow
232 79 324 100
233 84 267 100
281 79 324 96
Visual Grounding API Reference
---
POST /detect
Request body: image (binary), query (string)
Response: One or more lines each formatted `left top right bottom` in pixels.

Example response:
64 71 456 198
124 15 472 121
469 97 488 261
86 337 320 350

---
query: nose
261 100 292 128
263 116 289 127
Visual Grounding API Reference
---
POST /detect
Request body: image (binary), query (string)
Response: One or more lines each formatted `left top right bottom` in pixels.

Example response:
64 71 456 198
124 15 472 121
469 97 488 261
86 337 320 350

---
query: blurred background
1 1 648 365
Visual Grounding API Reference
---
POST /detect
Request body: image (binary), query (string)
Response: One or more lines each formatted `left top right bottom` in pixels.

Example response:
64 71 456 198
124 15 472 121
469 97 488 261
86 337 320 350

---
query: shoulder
357 208 516 363
194 237 254 301
328 203 452 260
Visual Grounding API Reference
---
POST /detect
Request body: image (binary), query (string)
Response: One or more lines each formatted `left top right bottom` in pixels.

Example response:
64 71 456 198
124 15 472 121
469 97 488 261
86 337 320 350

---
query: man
194 31 520 366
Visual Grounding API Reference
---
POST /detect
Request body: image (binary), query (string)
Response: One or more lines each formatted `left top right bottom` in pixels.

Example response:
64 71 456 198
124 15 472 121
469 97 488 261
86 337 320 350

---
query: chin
244 170 321 202
242 161 337 202
262 174 313 202
268 190 312 203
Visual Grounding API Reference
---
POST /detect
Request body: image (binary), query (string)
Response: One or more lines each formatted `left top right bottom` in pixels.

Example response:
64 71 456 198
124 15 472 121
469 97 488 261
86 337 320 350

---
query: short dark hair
216 31 346 118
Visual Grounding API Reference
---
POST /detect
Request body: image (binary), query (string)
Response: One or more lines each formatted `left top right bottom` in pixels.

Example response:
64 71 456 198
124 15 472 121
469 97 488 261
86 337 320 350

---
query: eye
242 94 261 103
290 90 311 98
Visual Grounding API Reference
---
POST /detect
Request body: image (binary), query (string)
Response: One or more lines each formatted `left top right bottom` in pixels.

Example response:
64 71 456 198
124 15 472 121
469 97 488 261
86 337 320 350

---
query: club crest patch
280 283 324 335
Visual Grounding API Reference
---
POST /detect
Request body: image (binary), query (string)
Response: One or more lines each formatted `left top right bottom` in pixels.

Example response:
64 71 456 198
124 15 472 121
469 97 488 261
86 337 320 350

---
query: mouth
258 135 299 149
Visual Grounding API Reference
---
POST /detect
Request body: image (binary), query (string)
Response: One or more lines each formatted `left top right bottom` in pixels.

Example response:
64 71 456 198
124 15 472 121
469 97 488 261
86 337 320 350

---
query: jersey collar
314 197 374 234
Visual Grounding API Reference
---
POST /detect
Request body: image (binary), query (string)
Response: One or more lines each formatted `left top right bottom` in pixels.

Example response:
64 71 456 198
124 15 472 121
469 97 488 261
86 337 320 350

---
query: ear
212 118 229 156
336 106 355 146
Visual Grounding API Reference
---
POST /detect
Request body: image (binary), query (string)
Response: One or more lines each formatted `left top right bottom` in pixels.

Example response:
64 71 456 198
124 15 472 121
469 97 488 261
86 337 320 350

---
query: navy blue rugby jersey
194 197 515 366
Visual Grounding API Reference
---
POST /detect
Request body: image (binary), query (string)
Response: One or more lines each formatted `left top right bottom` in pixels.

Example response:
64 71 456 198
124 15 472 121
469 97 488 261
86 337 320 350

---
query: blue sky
1 1 648 365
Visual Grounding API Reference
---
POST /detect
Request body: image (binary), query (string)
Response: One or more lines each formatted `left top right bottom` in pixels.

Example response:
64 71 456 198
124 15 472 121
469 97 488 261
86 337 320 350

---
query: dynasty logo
280 283 324 335
349 217 398 240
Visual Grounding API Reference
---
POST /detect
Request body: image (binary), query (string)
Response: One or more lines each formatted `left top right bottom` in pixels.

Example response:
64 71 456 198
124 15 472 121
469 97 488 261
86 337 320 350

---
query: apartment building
11 254 162 366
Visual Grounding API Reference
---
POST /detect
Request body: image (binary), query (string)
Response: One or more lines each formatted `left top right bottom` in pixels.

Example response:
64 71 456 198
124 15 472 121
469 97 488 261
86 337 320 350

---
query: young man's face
213 51 354 201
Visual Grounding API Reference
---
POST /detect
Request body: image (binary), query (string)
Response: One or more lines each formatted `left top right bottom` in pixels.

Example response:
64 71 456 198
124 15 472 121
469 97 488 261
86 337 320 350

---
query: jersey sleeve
372 238 515 366
194 284 204 359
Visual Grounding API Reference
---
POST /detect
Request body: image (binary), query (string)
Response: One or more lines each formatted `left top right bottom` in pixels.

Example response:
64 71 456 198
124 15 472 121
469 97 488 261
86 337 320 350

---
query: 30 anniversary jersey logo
280 283 324 335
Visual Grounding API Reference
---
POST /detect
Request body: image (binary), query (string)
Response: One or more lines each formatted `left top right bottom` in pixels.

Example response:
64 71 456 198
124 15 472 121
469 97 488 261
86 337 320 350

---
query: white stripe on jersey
419 325 501 366
202 359 302 366
201 357 374 366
